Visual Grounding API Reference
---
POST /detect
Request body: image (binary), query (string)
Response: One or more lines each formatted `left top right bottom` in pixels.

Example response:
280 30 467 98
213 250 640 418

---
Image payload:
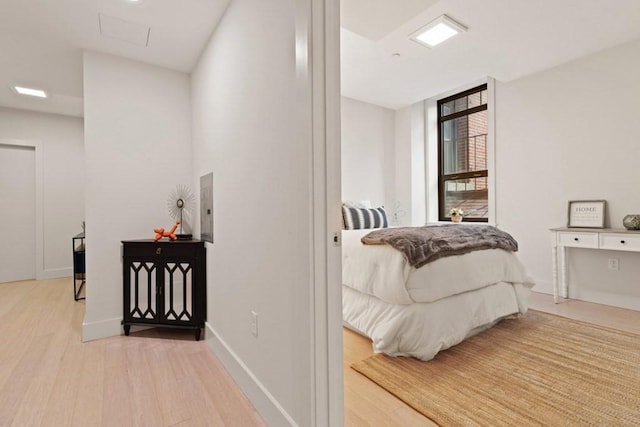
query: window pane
454 97 467 113
441 89 487 117
441 110 488 174
441 120 456 174
443 177 488 219
440 100 454 116
467 91 482 108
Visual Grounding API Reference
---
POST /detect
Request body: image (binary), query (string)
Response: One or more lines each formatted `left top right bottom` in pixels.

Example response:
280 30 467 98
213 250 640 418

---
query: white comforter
342 228 535 305
342 227 535 360
343 282 532 360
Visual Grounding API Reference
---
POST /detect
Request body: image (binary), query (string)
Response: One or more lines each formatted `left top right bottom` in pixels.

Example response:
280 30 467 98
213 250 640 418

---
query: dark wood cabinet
72 233 86 301
122 239 206 340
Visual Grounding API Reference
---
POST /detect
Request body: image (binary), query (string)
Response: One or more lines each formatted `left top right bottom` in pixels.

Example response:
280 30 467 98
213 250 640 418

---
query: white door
0 144 36 282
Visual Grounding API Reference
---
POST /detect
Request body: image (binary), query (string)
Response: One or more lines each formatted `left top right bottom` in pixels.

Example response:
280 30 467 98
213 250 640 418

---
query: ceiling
0 0 230 118
341 0 640 109
2 1 640 118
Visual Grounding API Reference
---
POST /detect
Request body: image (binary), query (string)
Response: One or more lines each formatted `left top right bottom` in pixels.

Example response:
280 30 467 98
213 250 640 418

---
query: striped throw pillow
342 206 388 230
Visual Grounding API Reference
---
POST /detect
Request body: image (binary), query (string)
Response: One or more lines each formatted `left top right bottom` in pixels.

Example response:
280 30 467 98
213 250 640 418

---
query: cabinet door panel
163 261 195 323
128 261 158 320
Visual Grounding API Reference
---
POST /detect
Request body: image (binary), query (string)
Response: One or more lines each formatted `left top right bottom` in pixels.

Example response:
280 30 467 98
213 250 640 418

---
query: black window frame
437 84 488 222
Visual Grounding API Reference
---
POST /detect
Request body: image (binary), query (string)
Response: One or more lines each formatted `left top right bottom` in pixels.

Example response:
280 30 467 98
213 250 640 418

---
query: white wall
83 51 192 340
496 38 640 309
341 97 395 211
394 102 426 226
191 0 317 425
0 107 84 278
340 97 426 226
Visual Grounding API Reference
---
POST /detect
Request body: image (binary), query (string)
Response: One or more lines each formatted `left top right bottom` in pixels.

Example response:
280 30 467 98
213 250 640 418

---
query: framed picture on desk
567 200 606 228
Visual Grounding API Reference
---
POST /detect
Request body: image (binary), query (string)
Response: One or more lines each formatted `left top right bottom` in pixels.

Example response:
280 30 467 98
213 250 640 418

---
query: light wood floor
343 291 640 426
4 279 639 427
0 277 265 427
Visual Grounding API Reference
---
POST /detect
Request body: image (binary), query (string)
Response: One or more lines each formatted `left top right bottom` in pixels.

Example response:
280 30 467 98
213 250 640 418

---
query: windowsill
426 221 496 226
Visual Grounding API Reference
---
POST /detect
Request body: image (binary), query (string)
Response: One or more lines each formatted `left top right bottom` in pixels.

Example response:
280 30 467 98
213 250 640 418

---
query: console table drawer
599 233 640 252
557 232 598 248
122 240 203 258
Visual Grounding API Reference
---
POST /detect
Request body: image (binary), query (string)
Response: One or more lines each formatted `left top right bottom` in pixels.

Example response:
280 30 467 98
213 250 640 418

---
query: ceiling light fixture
410 14 467 48
13 86 48 98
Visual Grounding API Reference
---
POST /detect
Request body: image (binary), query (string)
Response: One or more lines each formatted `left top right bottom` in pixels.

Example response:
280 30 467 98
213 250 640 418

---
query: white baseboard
570 289 640 311
531 279 553 295
82 317 123 342
38 267 73 280
204 322 297 427
533 277 640 310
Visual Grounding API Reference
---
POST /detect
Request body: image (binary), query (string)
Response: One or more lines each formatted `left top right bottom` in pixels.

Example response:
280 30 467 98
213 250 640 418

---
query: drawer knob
574 237 579 241
156 248 162 255
621 240 626 244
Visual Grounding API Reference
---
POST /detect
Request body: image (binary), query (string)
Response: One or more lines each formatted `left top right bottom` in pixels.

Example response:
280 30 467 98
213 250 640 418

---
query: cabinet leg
195 328 201 341
124 325 131 336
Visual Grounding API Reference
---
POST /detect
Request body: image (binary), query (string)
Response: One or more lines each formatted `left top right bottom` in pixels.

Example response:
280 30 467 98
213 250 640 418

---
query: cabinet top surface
122 239 204 244
550 227 640 234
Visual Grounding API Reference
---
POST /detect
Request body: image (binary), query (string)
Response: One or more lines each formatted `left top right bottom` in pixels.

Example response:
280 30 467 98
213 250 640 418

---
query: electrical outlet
250 310 258 337
608 259 619 270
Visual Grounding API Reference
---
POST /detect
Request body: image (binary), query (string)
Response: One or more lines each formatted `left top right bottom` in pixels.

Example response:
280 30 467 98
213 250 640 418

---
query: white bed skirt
343 282 531 361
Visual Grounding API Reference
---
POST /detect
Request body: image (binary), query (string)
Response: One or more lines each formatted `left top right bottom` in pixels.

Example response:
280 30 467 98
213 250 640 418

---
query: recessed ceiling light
13 86 48 98
410 15 467 48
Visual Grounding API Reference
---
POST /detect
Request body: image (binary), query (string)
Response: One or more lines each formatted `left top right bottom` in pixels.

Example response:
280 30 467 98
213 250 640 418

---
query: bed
342 223 535 361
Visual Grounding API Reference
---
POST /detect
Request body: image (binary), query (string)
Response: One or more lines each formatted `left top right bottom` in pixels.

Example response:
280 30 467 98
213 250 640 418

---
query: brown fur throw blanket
361 225 518 268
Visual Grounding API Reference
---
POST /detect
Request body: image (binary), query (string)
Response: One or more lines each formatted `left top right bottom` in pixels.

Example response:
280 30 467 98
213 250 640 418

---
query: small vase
622 214 640 230
451 214 462 223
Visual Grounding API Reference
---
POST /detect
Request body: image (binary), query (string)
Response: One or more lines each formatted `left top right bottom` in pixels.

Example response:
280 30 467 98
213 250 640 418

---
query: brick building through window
438 84 488 222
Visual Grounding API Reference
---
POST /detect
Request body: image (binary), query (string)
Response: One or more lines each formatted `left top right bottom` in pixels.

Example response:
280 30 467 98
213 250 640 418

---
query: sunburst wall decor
167 184 195 240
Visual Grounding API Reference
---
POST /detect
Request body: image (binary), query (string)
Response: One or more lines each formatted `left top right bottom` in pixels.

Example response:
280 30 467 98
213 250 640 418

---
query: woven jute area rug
351 310 640 426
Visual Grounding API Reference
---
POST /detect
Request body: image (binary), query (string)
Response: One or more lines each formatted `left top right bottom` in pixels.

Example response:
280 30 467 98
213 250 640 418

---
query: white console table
550 227 640 303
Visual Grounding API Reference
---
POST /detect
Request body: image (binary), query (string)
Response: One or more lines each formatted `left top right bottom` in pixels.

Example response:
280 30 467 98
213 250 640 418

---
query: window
438 84 488 222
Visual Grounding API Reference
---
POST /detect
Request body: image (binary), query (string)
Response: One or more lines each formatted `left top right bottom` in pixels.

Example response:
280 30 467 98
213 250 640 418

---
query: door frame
0 138 44 280
296 0 343 425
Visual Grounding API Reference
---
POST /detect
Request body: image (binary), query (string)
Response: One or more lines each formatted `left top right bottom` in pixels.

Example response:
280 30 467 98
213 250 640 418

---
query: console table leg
124 325 131 336
551 245 559 303
560 246 568 299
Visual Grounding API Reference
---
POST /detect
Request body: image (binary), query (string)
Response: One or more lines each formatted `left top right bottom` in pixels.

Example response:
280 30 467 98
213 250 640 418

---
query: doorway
0 143 36 283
